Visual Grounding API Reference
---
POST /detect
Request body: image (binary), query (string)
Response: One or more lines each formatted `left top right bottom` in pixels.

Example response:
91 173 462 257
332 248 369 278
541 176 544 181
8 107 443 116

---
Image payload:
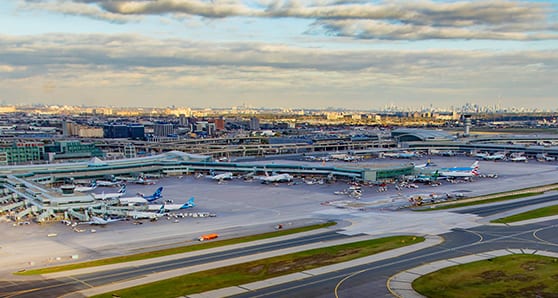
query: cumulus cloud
19 0 141 22
19 0 558 40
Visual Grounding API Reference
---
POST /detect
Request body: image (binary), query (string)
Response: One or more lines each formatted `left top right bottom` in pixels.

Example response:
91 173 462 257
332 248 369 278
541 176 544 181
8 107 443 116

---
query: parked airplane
74 181 97 192
438 161 480 178
95 179 121 187
256 173 294 184
384 151 420 159
508 153 527 162
91 185 127 200
127 210 164 220
208 172 234 181
413 173 439 183
536 153 556 161
413 160 432 169
119 187 163 205
147 197 195 211
482 152 506 161
130 177 157 185
82 216 122 225
329 153 359 162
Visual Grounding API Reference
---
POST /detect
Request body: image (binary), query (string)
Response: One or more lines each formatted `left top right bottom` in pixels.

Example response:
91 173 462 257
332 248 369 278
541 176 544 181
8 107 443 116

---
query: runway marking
68 276 94 288
458 229 484 243
69 232 344 284
229 225 557 298
385 273 403 298
334 269 367 298
2 278 79 298
334 226 554 298
533 226 558 246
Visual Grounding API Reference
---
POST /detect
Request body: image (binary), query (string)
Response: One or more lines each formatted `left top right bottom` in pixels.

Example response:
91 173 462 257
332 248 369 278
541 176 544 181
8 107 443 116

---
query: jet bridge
37 209 55 222
67 209 89 221
0 193 17 204
0 201 25 213
15 206 37 220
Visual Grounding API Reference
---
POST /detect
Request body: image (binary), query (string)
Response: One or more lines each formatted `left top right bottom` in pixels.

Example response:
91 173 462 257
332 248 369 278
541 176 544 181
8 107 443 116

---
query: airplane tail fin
183 197 195 208
144 187 163 202
471 161 480 176
158 204 165 214
153 187 163 198
118 184 127 194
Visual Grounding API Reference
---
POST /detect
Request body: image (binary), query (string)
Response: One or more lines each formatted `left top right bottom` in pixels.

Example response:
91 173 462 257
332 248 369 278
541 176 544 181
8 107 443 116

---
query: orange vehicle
198 233 219 241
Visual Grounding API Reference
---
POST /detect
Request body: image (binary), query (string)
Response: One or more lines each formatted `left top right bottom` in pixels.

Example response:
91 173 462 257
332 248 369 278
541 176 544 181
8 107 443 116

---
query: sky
1 0 558 110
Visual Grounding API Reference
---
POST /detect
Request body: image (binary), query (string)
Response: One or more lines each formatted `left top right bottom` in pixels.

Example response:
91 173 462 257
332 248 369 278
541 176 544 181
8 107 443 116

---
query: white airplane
147 197 195 211
508 153 527 162
119 187 164 205
536 153 555 161
95 179 120 187
130 177 157 185
482 152 506 161
74 181 97 192
126 210 164 220
438 161 480 178
473 152 489 159
91 185 127 200
413 160 432 169
256 173 294 184
81 216 122 225
383 151 420 159
208 172 234 181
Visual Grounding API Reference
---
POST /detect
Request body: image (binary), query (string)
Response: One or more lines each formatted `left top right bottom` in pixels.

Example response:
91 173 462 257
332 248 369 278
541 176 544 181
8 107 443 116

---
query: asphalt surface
454 194 558 216
4 180 558 297
230 220 558 298
0 231 349 298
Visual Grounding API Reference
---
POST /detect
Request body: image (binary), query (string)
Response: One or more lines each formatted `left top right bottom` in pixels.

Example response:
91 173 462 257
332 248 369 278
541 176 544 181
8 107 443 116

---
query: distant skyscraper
153 122 174 137
249 117 260 131
179 114 187 126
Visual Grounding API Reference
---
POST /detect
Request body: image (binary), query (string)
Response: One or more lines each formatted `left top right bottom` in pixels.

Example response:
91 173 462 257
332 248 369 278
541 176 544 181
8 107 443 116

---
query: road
0 231 349 298
230 220 558 298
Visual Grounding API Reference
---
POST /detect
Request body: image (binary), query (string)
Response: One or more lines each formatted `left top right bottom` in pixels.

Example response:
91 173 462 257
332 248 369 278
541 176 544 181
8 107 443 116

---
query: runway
230 220 558 298
454 193 558 217
0 231 350 298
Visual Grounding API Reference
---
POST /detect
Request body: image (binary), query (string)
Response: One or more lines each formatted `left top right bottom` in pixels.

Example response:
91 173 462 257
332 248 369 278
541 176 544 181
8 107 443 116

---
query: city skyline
1 0 558 109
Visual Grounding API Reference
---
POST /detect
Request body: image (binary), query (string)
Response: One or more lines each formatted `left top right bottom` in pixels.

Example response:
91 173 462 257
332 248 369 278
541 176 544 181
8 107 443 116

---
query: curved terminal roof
391 128 455 142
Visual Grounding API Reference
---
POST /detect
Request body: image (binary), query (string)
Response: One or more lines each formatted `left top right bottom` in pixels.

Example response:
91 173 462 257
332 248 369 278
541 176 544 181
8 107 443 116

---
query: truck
198 233 218 241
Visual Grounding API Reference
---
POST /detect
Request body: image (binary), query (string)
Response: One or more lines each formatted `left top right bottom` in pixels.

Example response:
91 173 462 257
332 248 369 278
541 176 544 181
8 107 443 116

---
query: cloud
1 33 558 109
19 0 558 40
317 19 558 40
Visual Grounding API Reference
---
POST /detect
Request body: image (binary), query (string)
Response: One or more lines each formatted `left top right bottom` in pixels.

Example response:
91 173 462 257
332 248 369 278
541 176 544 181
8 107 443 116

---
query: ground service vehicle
198 233 218 241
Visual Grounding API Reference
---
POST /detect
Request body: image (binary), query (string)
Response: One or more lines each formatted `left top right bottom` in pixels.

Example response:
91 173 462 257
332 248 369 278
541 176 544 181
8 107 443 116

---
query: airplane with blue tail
119 186 163 205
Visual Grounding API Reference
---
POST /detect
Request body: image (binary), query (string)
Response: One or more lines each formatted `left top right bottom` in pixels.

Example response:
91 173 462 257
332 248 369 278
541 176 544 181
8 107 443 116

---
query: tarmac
65 208 558 298
4 156 558 297
66 231 443 297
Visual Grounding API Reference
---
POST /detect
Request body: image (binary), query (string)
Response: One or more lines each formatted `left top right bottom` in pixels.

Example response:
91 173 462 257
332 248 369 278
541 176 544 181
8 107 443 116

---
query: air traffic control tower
463 114 472 137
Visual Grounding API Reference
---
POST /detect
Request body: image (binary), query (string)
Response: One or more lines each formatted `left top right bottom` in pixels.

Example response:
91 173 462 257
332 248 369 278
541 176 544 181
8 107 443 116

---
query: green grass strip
16 222 336 275
491 205 558 223
413 254 558 298
419 192 543 211
93 235 424 298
